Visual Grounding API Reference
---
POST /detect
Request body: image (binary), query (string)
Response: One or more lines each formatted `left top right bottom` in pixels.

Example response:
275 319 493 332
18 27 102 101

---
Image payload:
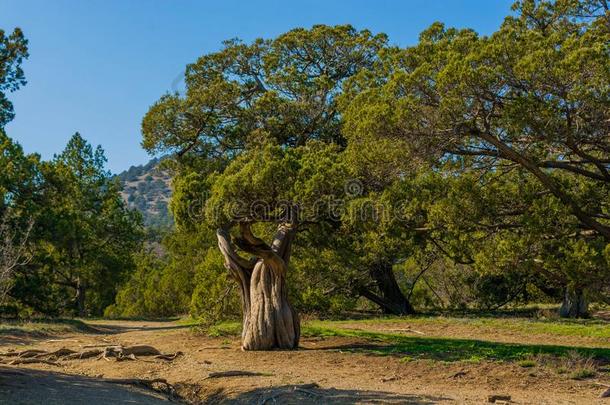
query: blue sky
1 0 514 173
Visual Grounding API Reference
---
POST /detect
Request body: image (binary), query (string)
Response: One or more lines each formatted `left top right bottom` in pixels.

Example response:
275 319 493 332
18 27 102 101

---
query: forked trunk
217 223 299 350
559 287 589 318
362 261 414 315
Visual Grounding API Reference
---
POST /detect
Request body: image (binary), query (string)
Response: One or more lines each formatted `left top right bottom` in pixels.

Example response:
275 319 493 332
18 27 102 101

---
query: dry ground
0 318 609 404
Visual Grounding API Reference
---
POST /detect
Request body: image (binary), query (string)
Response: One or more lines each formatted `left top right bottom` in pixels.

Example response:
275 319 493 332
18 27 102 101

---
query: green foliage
142 25 387 160
338 1 610 314
2 133 144 317
0 27 28 127
204 140 347 226
190 247 241 323
108 3 608 322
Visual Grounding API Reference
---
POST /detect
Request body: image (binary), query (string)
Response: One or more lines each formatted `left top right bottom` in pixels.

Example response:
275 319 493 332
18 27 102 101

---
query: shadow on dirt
203 383 452 404
0 366 171 404
302 328 610 363
0 367 451 404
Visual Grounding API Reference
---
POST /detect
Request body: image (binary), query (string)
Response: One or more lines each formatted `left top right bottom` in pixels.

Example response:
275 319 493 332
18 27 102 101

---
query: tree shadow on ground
302 328 610 363
0 318 95 345
205 383 452 404
0 366 171 404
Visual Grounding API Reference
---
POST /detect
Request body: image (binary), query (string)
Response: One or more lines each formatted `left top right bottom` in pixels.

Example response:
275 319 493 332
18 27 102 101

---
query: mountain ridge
116 157 173 228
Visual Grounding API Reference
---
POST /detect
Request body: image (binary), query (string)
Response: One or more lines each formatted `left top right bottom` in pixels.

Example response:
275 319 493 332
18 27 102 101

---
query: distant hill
116 158 173 228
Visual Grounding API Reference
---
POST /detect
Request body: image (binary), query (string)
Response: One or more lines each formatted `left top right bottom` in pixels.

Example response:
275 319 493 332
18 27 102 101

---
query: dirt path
0 319 608 404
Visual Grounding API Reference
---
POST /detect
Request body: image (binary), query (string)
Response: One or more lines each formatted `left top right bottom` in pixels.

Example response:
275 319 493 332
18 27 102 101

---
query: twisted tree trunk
216 222 299 350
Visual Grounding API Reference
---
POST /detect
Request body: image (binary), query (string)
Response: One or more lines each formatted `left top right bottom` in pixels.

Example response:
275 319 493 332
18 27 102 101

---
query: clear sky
1 0 514 173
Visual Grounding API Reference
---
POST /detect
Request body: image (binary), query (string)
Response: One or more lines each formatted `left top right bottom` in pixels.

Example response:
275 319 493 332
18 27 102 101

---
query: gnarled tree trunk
559 287 589 318
217 222 299 350
362 261 415 315
75 277 86 317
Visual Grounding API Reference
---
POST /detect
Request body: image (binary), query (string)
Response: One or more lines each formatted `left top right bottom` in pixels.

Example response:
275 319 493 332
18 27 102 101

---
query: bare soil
0 319 609 404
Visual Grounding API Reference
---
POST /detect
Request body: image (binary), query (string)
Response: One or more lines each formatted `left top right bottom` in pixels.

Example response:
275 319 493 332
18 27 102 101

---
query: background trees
340 0 610 317
1 1 608 323
3 134 143 316
0 27 28 128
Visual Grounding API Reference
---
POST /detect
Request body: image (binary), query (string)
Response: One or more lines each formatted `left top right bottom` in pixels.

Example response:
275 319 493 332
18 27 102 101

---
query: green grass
570 368 596 379
518 359 537 368
0 318 92 336
300 324 610 363
193 318 610 364
205 321 242 337
313 316 610 340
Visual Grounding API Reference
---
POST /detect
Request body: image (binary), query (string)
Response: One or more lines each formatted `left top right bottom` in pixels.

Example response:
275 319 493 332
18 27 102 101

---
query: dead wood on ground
0 344 182 365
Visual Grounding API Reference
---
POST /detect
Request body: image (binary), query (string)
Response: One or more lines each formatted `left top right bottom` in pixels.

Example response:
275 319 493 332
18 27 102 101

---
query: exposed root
65 349 103 360
7 358 60 366
155 351 183 361
104 378 179 400
0 345 181 364
0 349 47 358
39 348 77 358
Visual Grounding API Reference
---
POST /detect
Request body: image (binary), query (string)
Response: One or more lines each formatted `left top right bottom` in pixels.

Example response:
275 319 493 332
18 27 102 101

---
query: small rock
488 394 511 403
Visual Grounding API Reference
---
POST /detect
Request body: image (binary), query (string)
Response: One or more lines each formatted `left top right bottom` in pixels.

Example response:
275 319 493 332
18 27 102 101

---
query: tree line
1 1 609 349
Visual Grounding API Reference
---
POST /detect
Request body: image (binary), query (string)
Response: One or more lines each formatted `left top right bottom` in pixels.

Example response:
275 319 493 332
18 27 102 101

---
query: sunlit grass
309 316 610 340
190 318 610 364
300 324 610 363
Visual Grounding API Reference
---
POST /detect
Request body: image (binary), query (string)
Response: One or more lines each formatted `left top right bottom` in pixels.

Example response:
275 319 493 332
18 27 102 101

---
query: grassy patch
193 317 610 365
518 359 537 368
314 316 610 340
300 324 610 363
570 368 596 379
206 321 241 337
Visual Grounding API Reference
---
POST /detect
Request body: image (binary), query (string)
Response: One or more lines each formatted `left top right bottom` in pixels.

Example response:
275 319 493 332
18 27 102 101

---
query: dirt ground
0 319 609 404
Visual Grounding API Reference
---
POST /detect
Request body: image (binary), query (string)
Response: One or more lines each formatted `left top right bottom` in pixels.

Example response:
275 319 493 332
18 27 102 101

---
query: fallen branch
82 343 119 348
387 328 425 335
8 358 60 366
155 351 183 361
206 370 269 379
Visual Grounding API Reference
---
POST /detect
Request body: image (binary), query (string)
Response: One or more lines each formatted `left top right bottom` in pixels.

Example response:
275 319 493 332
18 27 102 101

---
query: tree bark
364 261 415 315
75 277 86 317
559 287 589 318
216 222 299 350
